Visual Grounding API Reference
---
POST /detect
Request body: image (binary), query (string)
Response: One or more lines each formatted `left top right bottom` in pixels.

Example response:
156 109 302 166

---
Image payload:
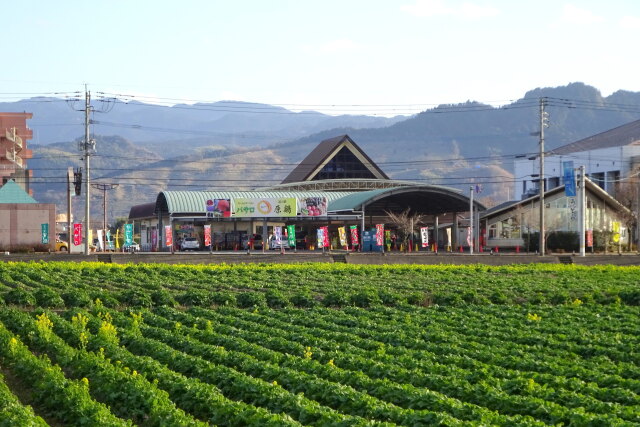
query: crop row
154 305 640 424
1 262 640 308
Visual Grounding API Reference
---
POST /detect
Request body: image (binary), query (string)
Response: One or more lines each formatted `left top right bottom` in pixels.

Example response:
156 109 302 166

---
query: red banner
204 225 211 247
73 223 82 246
349 225 359 246
165 225 173 247
586 229 593 247
321 226 330 248
375 224 384 246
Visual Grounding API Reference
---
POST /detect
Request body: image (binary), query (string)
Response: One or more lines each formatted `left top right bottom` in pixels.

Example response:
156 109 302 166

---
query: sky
2 0 640 116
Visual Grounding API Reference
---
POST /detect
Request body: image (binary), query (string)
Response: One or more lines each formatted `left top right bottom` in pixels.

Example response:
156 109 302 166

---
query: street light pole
539 97 548 256
92 183 119 251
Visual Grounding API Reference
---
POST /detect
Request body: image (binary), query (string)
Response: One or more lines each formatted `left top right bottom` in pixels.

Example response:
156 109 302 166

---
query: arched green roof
155 190 355 215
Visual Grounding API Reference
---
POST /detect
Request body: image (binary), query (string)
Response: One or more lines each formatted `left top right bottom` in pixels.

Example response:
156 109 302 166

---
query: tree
384 209 424 252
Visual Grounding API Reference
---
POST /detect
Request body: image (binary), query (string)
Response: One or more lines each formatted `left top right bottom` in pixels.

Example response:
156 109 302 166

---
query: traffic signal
73 168 82 196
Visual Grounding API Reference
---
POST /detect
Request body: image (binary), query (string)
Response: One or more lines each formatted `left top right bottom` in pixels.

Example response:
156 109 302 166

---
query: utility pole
539 97 549 256
469 186 474 255
92 183 119 251
67 168 73 252
81 86 95 255
579 165 586 256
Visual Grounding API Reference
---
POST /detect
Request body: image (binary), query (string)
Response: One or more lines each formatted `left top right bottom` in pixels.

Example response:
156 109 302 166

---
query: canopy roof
149 184 484 218
0 180 37 204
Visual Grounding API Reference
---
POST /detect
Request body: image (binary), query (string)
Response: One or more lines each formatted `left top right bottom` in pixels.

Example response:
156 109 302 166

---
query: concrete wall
0 203 55 250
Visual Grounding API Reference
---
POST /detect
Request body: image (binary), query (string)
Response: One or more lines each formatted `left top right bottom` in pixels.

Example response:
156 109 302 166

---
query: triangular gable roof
481 177 631 219
281 134 389 184
550 118 640 155
0 180 37 204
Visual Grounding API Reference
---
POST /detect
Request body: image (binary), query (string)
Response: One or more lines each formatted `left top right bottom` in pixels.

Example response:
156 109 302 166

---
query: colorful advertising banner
298 196 328 217
563 161 576 197
466 227 472 247
151 228 157 248
274 226 282 246
165 225 173 247
322 226 330 248
420 226 429 248
349 225 359 246
204 225 211 247
338 227 347 247
612 222 621 243
124 223 133 246
88 230 93 248
73 223 83 246
41 223 49 244
206 199 231 218
586 229 593 247
286 225 296 247
97 229 104 251
375 224 384 246
317 228 325 248
234 197 296 217
446 228 452 248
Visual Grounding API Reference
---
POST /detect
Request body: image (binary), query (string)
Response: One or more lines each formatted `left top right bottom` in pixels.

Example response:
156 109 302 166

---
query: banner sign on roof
234 197 296 217
298 196 328 216
206 199 231 218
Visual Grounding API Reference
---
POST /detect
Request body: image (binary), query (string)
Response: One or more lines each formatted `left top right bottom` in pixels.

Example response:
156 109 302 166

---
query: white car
180 237 200 251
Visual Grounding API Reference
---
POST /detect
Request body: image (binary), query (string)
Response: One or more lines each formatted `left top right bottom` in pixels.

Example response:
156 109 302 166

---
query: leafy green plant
34 287 65 308
4 287 36 307
236 292 267 308
265 290 291 309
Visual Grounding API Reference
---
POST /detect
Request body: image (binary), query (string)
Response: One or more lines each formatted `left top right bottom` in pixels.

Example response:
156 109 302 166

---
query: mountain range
8 82 640 222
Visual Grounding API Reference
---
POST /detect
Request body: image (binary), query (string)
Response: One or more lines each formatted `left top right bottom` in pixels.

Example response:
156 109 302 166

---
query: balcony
4 149 23 168
4 128 23 149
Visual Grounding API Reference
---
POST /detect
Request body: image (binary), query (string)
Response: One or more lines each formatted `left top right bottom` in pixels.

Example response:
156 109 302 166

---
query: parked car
268 235 290 250
180 237 200 251
55 240 69 252
123 242 140 252
242 234 263 250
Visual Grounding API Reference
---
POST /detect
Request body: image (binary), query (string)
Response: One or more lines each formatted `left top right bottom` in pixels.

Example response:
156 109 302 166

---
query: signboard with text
375 224 384 246
421 226 429 248
350 225 359 246
234 197 296 217
41 223 49 244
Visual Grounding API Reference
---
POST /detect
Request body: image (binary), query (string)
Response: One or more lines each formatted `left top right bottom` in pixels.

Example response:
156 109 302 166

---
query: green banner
287 225 296 247
41 223 49 244
124 223 133 246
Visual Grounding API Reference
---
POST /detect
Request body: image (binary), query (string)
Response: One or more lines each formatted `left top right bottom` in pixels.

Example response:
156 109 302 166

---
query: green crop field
0 262 638 426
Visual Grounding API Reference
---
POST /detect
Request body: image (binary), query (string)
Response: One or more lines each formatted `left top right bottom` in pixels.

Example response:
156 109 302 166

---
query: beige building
0 180 55 251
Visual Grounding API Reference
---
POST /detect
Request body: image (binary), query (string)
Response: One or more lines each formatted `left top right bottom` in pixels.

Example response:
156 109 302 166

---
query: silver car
180 237 200 251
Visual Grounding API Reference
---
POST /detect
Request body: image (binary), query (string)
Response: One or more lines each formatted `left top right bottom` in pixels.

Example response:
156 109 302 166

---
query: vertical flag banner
322 226 330 248
115 228 120 249
124 223 133 246
446 228 452 248
204 225 211 247
286 225 296 247
274 226 282 246
338 227 347 247
375 224 384 246
164 225 173 247
41 223 49 244
97 229 104 251
349 225 359 246
421 226 429 248
317 228 324 248
563 161 576 197
151 228 157 248
586 229 593 247
612 222 621 243
466 227 472 247
88 230 93 248
73 223 82 246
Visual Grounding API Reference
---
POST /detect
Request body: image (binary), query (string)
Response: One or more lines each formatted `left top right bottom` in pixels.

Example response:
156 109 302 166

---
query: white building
514 119 640 200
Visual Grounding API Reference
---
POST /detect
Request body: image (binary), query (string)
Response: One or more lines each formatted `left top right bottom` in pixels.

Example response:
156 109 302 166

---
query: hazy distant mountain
0 98 406 146
15 82 640 218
